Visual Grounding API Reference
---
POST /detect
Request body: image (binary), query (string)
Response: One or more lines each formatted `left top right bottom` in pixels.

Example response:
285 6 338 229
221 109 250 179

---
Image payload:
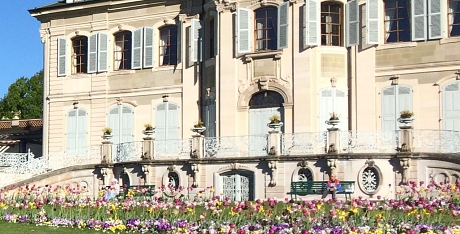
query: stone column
101 141 113 164
327 128 340 154
191 134 204 158
268 130 281 156
399 126 413 152
142 137 154 160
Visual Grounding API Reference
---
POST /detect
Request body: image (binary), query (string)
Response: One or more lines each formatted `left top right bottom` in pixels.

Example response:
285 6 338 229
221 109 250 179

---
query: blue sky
0 0 54 97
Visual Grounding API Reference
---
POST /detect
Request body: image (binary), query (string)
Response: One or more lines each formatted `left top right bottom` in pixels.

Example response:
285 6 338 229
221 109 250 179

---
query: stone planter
102 134 113 141
142 129 155 137
191 126 206 134
325 119 340 128
398 117 414 125
267 122 283 131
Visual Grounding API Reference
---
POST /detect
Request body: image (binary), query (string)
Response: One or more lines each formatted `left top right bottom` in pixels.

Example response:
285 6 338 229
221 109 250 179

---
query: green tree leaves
0 70 43 119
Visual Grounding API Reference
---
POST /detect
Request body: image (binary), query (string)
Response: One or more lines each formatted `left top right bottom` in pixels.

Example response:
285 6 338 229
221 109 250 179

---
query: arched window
114 31 132 70
155 102 179 140
72 36 88 74
159 26 178 66
108 105 134 145
321 2 342 46
443 81 460 131
254 7 278 51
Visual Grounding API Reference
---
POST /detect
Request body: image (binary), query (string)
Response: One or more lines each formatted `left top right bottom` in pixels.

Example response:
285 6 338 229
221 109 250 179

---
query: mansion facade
26 0 460 200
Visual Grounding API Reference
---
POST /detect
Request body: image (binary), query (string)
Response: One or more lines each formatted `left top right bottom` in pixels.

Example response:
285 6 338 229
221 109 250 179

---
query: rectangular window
321 3 342 46
209 18 215 59
72 37 88 74
159 26 178 66
449 0 460 36
254 8 278 51
114 31 132 70
384 0 411 43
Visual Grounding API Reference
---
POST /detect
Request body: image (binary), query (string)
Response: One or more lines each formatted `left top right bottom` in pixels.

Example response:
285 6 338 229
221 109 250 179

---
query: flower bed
0 181 459 233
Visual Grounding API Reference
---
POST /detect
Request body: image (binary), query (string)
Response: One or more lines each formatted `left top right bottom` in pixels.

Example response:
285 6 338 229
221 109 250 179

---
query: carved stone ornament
142 165 150 173
167 165 176 172
117 24 123 31
116 97 123 105
297 160 309 168
268 160 278 186
258 77 269 90
215 1 237 12
365 159 375 168
191 163 199 187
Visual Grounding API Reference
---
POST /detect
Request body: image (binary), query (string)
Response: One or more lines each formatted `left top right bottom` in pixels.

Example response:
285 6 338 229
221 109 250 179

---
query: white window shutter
366 0 381 44
66 110 77 151
167 103 179 139
305 0 320 46
155 103 167 141
346 0 359 47
97 32 108 72
57 38 67 76
428 0 442 39
87 33 98 73
77 109 87 149
213 11 219 56
381 86 396 131
237 8 251 53
109 107 121 145
132 28 143 69
190 19 202 63
277 2 289 49
411 0 427 41
177 23 182 64
121 106 134 143
143 27 155 68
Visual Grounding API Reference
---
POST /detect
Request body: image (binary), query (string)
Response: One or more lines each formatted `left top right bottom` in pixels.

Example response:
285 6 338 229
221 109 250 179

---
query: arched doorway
248 91 284 156
220 171 254 201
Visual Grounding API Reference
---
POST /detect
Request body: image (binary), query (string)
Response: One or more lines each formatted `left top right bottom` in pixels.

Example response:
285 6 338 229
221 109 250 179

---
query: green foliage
0 70 43 119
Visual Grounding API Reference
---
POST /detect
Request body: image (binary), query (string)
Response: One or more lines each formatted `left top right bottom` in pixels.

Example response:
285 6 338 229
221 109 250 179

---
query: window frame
254 7 278 51
320 1 343 46
383 0 411 43
448 0 460 37
113 31 132 70
71 36 88 74
158 26 178 66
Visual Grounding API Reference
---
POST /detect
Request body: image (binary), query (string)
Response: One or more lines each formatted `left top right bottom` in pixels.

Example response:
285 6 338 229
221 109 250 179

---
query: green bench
287 181 355 200
118 185 156 198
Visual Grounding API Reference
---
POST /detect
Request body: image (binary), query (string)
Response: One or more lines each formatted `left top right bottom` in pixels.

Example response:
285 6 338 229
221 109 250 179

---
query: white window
381 85 413 131
383 0 442 43
108 105 134 145
57 32 108 76
114 31 132 70
236 2 289 53
318 88 348 131
66 109 87 153
443 81 460 131
155 102 179 140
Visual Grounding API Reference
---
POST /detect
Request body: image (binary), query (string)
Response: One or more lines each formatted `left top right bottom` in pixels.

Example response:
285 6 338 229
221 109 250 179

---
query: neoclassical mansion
22 0 460 200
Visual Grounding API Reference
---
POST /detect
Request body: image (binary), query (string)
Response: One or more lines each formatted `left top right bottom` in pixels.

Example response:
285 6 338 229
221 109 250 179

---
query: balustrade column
327 128 340 154
142 137 154 160
268 130 281 156
399 126 413 152
191 134 204 158
101 141 113 164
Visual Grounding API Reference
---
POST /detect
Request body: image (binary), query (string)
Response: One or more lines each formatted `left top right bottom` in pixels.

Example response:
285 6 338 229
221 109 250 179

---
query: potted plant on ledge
102 127 113 140
398 110 414 125
191 120 206 134
143 124 155 136
325 112 340 127
267 114 283 130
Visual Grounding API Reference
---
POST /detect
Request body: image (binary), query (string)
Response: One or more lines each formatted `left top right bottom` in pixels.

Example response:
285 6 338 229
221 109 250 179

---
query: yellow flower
229 209 237 216
148 207 154 213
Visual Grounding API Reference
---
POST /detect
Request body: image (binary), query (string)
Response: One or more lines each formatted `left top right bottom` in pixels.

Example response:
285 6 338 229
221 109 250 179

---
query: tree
0 70 43 119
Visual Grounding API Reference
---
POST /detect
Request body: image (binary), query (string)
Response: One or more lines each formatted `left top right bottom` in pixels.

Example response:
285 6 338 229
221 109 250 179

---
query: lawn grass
0 222 100 234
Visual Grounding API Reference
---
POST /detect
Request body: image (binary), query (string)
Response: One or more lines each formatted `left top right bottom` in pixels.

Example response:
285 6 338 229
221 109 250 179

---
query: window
159 26 178 66
319 88 348 131
114 31 132 70
449 0 460 37
298 168 313 181
255 7 278 51
381 85 413 131
72 36 88 74
321 2 342 46
155 102 179 140
66 109 87 154
168 172 180 189
209 18 215 59
108 105 134 145
384 0 410 43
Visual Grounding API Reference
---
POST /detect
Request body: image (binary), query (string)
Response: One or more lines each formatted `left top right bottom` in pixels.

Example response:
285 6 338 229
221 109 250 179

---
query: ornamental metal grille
361 167 379 193
298 168 313 181
168 172 180 189
221 173 253 201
